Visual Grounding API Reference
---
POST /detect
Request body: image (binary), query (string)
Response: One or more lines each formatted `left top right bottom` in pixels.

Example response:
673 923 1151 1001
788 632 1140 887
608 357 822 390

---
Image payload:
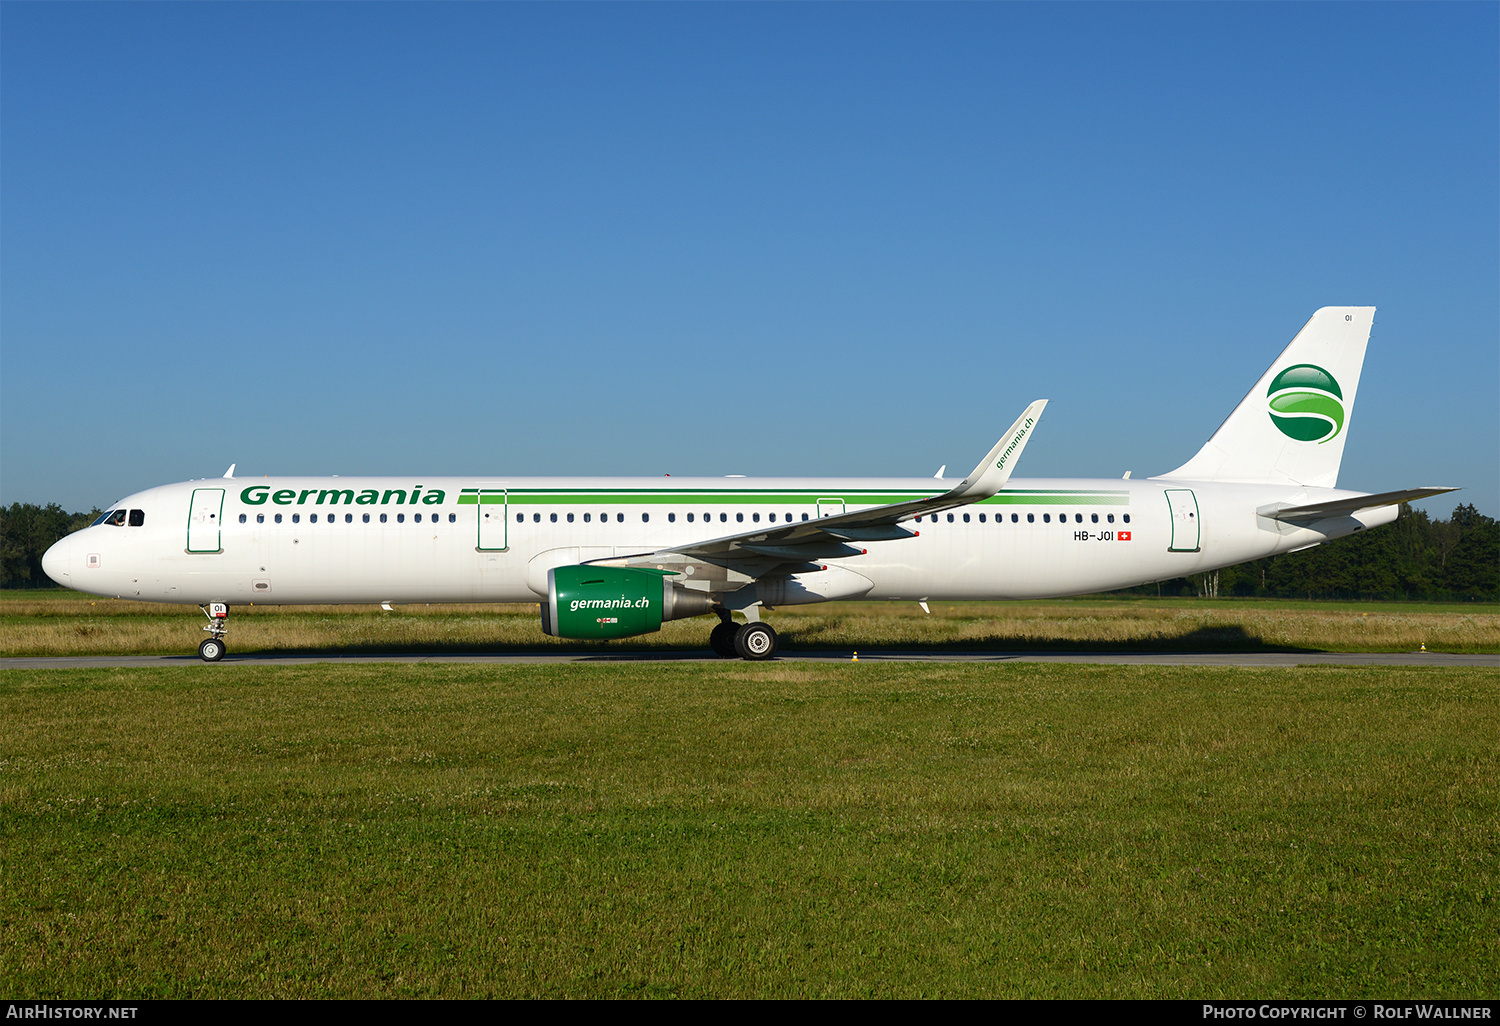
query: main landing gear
198 602 228 661
709 613 779 661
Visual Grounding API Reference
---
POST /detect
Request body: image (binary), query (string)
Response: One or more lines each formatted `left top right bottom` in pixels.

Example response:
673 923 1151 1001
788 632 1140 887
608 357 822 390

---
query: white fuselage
42 474 1394 606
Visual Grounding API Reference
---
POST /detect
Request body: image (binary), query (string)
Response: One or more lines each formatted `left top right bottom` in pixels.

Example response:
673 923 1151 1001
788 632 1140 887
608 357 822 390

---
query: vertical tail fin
1157 307 1374 488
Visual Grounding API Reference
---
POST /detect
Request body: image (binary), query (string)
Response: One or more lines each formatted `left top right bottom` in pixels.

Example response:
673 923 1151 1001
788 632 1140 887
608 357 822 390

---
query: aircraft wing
1258 486 1459 523
589 401 1046 578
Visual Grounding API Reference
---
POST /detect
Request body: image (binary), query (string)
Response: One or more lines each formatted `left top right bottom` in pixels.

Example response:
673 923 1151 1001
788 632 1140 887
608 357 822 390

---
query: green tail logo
1267 364 1344 443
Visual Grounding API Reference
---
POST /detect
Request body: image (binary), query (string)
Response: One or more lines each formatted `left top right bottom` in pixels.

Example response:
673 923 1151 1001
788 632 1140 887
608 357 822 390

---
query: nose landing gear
198 603 228 661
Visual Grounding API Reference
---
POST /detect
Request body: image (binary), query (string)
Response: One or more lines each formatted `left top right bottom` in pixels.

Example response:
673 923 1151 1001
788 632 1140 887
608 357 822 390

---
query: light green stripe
500 491 1129 507
980 494 1131 506
506 492 924 506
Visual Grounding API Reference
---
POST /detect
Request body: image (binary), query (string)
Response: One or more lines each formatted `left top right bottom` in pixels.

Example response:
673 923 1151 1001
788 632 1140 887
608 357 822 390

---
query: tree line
1121 503 1497 601
1 503 101 589
2 499 1495 600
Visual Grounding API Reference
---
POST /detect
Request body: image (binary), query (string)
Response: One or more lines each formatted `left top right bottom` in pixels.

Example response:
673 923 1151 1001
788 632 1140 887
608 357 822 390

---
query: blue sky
3 3 1496 519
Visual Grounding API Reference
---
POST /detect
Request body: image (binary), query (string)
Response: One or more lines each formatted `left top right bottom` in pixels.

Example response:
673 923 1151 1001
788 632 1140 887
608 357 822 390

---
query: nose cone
41 534 73 587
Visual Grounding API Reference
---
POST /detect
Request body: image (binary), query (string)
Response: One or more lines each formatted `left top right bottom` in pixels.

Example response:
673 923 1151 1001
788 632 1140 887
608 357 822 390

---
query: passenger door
473 486 509 551
1165 488 1201 553
187 488 225 553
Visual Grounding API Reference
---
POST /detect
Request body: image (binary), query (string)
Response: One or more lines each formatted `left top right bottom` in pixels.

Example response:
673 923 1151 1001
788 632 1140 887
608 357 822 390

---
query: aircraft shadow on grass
234 622 1321 660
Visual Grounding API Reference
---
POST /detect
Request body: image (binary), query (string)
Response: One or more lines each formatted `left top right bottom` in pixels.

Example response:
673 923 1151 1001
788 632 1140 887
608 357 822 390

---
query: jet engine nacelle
541 565 716 640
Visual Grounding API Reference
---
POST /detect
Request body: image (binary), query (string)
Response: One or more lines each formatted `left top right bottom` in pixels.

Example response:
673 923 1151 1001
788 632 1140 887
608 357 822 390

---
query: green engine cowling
541 565 716 640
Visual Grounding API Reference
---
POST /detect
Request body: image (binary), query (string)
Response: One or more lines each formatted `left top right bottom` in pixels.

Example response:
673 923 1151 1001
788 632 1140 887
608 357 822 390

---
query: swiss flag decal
1119 531 1132 541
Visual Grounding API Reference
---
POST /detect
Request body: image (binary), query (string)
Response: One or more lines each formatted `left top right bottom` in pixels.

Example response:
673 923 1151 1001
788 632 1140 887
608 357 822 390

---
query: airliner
42 307 1454 661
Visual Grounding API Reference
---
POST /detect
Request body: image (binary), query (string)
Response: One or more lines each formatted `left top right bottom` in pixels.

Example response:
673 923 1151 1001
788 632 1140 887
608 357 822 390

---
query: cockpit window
92 509 117 526
128 509 145 527
101 510 128 527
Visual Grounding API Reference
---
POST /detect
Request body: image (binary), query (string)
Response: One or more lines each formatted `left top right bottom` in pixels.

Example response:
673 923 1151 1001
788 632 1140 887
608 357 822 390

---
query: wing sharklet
948 400 1048 501
792 398 1050 531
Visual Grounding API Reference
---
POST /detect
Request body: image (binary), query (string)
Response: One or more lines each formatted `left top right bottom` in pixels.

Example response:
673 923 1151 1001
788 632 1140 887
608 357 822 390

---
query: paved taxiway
3 651 1494 669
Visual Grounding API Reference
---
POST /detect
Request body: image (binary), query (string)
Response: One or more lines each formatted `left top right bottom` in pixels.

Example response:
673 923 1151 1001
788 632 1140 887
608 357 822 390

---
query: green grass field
3 589 1498 656
3 660 1496 997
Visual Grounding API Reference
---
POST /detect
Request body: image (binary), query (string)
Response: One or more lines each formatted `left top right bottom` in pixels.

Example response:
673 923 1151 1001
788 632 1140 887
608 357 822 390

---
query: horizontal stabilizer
1258 487 1459 522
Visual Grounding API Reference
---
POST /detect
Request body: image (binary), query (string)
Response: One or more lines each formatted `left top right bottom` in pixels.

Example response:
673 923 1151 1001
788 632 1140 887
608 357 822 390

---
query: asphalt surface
3 650 1495 669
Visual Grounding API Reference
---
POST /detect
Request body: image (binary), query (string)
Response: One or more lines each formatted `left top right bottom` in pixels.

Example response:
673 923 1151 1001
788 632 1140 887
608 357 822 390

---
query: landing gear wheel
734 622 778 661
198 637 226 662
709 622 739 658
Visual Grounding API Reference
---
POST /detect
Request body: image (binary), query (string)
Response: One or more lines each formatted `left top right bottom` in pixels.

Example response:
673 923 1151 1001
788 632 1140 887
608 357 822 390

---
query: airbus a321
42 307 1455 661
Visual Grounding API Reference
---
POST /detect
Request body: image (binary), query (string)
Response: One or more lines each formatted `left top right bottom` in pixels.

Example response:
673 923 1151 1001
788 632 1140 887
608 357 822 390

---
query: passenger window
963 513 970 523
584 513 591 523
1027 514 1034 523
1107 514 1114 523
1043 514 1050 523
768 513 776 523
346 514 353 523
736 513 744 523
293 514 301 524
720 513 727 523
642 513 649 523
1075 514 1082 523
311 514 319 523
275 514 283 524
668 513 676 523
978 513 986 523
397 514 405 523
239 514 247 524
567 513 574 523
947 513 954 523
1091 514 1098 523
363 514 370 523
450 514 457 523
1011 513 1018 523
1123 514 1131 524
686 513 694 523
256 514 264 524
379 514 387 523
802 513 809 521
533 513 540 523
752 513 760 523
550 513 557 523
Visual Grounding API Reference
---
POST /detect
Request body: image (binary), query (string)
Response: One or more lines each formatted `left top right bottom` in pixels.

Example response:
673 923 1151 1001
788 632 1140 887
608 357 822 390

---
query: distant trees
0 503 100 588
1440 504 1500 598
